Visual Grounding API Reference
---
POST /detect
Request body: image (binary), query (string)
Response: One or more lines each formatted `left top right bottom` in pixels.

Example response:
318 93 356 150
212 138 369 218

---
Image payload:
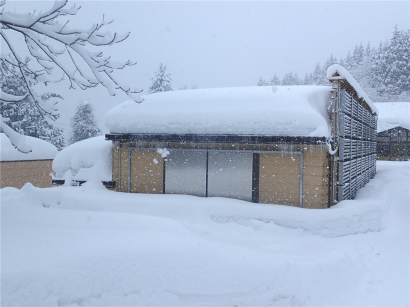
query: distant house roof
374 102 410 133
327 64 378 115
0 133 58 162
106 86 332 138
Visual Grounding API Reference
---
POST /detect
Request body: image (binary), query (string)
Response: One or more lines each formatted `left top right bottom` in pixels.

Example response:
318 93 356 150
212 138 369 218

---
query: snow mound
105 86 332 137
374 102 410 132
52 136 112 182
0 133 58 161
327 64 378 115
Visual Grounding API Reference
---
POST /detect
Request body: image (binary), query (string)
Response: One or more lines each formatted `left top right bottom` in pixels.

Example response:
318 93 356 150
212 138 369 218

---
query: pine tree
148 63 173 94
345 50 353 68
269 74 281 86
372 26 410 96
365 41 371 57
69 102 101 144
257 76 268 86
282 72 300 85
313 63 325 85
0 62 66 149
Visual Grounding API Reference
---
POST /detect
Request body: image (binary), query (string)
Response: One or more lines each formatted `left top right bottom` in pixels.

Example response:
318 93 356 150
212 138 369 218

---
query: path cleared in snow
1 161 409 306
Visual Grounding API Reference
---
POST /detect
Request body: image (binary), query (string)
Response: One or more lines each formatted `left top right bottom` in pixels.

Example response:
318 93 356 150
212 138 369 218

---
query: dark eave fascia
105 133 327 145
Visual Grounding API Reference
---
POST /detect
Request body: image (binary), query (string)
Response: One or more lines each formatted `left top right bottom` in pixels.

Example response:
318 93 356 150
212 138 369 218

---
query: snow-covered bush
52 136 112 183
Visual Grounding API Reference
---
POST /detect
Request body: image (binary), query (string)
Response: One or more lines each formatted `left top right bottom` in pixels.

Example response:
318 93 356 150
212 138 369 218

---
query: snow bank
374 102 410 132
327 64 378 115
0 133 58 161
1 161 408 306
105 86 332 137
52 136 112 182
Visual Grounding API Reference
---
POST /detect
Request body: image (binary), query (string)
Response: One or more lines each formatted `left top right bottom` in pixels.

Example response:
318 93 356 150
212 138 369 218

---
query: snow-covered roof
327 64 378 115
374 102 410 133
106 86 332 138
0 133 58 162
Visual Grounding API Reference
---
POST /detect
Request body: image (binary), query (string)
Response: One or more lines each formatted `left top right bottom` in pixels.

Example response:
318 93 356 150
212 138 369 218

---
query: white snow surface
105 86 332 137
1 161 409 306
0 132 57 161
327 64 378 115
375 102 410 133
52 136 112 182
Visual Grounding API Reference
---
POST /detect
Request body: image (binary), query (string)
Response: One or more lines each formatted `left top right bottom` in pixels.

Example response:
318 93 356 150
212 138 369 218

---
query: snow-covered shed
105 64 378 208
0 133 58 189
375 102 410 161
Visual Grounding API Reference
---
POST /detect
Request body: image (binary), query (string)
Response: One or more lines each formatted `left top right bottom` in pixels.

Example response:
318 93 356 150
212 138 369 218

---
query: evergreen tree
352 43 364 65
0 62 66 150
269 74 281 86
282 72 300 85
148 63 173 94
345 50 353 68
69 102 101 144
313 63 325 85
257 76 269 86
372 26 410 96
365 41 371 57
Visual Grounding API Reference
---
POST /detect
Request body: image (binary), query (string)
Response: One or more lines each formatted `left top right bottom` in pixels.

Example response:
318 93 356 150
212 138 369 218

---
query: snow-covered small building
105 65 378 208
375 102 410 161
0 133 58 189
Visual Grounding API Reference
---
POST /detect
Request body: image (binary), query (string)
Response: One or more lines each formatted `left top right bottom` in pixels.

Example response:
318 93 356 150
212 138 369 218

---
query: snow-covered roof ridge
326 64 378 115
0 133 58 162
105 85 332 138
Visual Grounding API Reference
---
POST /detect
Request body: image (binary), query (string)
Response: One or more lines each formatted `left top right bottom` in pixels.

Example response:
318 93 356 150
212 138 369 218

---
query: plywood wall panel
130 150 163 194
0 160 53 189
259 154 300 206
119 144 129 192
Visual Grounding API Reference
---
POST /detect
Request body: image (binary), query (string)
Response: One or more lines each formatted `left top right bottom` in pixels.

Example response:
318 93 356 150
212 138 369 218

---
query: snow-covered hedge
52 136 112 182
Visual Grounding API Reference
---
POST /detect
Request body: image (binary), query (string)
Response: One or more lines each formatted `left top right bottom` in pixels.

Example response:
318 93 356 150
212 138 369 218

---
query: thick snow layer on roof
0 133 58 162
106 86 332 137
375 102 410 133
326 64 378 115
52 136 112 182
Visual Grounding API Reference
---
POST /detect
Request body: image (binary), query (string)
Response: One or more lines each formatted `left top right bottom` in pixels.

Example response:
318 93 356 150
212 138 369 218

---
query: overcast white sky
2 1 410 137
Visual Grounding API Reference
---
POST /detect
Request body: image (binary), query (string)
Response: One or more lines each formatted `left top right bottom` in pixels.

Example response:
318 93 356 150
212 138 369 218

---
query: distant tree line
258 26 410 102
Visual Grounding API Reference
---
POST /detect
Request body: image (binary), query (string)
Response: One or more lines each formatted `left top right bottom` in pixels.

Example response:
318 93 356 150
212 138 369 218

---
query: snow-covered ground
1 161 409 306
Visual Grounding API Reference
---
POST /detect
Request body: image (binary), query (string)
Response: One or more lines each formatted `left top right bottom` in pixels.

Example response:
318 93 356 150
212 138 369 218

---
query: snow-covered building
105 65 378 208
0 133 58 189
375 102 410 161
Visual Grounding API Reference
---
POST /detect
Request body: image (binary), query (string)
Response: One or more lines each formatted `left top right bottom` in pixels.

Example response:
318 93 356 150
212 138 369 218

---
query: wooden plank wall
0 160 53 189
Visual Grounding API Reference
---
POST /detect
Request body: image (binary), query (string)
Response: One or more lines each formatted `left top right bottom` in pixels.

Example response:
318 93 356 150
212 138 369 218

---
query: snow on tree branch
0 0 142 107
0 115 32 153
0 88 28 103
0 0 142 153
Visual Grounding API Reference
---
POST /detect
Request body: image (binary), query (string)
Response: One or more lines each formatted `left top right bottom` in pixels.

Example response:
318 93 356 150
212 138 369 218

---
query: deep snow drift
1 161 409 306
